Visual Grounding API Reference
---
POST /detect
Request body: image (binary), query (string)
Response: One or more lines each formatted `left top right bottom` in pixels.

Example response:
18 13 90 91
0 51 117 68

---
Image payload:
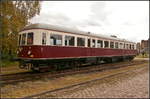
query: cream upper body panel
18 23 137 49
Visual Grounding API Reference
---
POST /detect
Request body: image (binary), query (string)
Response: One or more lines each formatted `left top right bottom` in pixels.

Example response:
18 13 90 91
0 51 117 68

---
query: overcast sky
30 1 149 43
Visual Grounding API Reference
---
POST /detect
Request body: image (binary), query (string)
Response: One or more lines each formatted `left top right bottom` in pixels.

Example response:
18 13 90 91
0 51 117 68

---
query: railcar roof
21 23 135 43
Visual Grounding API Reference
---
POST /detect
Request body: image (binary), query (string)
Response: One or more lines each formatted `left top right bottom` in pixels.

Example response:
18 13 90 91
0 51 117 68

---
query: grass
0 60 19 67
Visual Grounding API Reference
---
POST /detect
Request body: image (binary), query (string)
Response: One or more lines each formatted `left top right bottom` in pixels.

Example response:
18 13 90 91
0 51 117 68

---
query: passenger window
129 44 132 49
18 34 21 45
27 32 33 45
126 44 129 49
42 33 46 45
132 44 134 49
92 39 96 47
97 40 103 48
21 33 26 45
104 41 109 48
88 39 91 47
65 35 75 46
110 42 114 48
124 43 126 49
119 43 123 49
50 34 62 46
115 42 118 48
131 44 133 49
77 37 85 47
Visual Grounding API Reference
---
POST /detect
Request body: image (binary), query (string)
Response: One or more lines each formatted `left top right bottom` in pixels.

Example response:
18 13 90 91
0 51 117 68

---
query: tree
0 0 41 60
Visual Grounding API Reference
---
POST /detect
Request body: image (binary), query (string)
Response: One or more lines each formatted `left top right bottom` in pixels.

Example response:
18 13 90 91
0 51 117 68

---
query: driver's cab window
21 33 26 45
27 32 33 45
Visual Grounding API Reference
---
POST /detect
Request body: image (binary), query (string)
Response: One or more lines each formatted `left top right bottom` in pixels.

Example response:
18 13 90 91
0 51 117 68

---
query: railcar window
104 41 109 48
21 33 26 45
115 42 119 48
110 42 114 48
131 45 134 49
27 32 33 45
132 44 134 49
126 44 129 49
97 40 103 48
50 34 62 46
129 44 132 49
133 45 135 49
42 33 46 45
119 43 123 49
77 37 85 47
92 39 96 47
124 43 126 49
88 39 91 47
18 34 21 45
65 35 75 46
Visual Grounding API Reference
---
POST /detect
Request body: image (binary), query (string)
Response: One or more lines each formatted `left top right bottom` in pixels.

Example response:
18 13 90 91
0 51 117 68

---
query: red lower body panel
18 45 137 59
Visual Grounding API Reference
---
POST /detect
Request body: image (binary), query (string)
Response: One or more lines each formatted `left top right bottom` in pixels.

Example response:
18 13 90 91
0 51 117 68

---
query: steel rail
1 60 146 85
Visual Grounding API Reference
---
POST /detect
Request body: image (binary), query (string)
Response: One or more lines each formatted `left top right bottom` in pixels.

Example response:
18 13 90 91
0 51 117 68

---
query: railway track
24 61 148 98
1 60 147 86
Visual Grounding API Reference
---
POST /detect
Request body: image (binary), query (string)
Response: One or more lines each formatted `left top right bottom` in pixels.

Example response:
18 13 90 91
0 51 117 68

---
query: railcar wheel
128 56 134 61
31 67 39 72
73 61 81 70
104 58 112 63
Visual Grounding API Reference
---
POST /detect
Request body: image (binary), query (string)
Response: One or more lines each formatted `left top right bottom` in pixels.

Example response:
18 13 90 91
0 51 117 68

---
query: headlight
30 54 34 58
27 50 31 55
19 47 23 51
16 50 19 54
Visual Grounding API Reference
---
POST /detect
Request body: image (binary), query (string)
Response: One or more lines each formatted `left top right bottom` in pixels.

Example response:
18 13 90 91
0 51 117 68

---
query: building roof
21 23 135 43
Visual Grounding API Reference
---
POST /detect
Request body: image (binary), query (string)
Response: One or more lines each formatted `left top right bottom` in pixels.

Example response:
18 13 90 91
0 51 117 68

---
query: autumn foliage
0 0 41 60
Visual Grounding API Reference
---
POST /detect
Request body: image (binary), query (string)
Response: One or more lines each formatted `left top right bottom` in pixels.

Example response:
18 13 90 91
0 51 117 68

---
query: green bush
1 53 18 67
136 53 149 58
0 59 18 67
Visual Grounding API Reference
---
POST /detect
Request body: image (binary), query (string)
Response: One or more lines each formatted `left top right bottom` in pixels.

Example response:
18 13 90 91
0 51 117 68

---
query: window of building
77 37 85 47
50 34 62 46
110 42 114 48
88 39 91 47
92 39 96 47
27 32 33 45
134 44 136 49
133 44 136 50
104 41 109 48
18 34 21 45
115 42 119 48
21 33 26 45
65 35 75 46
97 40 103 48
42 33 46 45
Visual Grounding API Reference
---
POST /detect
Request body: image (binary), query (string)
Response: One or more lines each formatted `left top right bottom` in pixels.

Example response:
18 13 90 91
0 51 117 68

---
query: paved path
56 65 149 98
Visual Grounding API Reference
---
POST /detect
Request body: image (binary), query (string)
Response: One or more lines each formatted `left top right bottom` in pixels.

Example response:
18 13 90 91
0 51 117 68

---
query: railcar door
87 38 92 56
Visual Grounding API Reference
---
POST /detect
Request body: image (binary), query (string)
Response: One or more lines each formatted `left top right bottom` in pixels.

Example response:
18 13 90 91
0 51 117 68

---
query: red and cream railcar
17 23 137 71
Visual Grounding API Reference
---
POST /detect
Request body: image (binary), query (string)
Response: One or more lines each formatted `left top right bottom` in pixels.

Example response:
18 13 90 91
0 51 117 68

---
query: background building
137 38 149 54
136 43 141 54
